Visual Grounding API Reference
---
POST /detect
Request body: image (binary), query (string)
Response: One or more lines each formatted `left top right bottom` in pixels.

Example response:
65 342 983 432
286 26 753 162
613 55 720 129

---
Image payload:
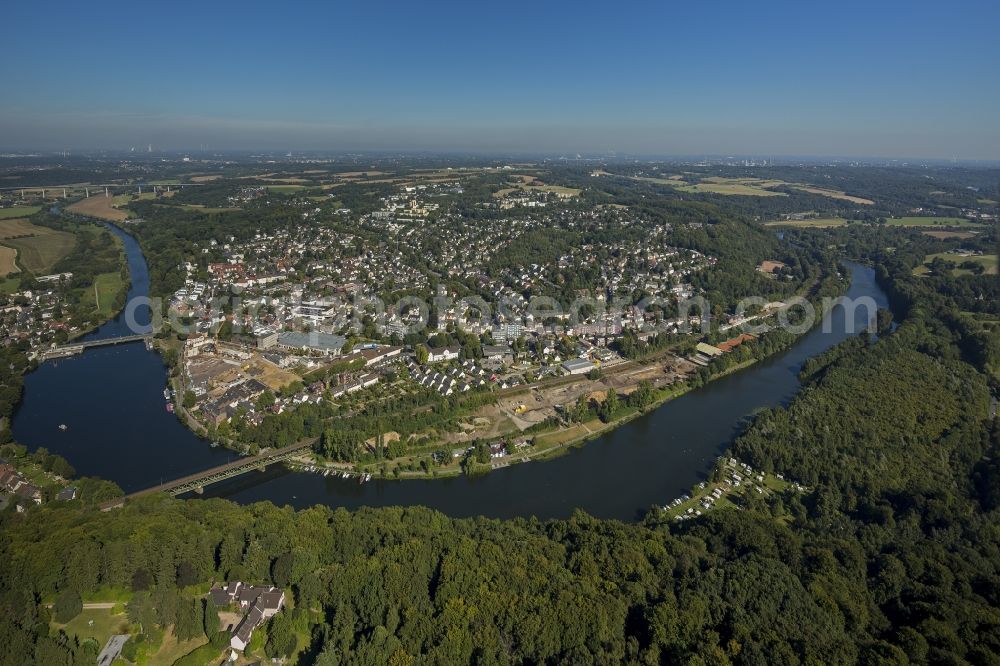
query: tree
126 592 157 633
202 600 220 638
174 599 202 641
474 443 490 464
131 568 153 592
182 391 196 409
46 454 75 479
34 637 72 666
256 390 276 411
52 589 82 623
599 388 620 422
247 625 266 655
271 552 295 588
265 612 297 659
876 308 894 336
176 561 198 588
415 345 429 365
216 319 234 341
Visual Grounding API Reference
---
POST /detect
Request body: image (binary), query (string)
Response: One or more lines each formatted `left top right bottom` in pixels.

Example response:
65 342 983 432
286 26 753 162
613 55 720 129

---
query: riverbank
309 341 804 482
285 266 850 482
64 222 131 341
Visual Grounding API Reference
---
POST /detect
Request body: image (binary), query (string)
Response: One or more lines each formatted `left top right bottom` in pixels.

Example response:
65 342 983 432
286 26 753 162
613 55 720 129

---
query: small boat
165 403 174 413
163 388 171 399
58 424 68 431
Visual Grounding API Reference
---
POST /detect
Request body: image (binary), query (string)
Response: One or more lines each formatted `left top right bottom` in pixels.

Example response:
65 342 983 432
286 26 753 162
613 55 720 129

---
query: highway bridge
100 438 317 510
0 183 205 192
40 334 152 359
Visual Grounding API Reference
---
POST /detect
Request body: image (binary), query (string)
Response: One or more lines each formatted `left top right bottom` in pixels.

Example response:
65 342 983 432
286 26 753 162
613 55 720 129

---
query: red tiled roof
717 333 756 353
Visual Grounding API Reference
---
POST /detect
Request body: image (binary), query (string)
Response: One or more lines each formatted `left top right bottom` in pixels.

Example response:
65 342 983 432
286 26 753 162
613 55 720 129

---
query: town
3 156 996 490
146 173 801 478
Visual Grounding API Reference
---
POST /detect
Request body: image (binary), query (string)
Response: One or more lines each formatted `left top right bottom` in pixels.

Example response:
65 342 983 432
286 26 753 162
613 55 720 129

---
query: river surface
11 226 236 487
12 230 888 521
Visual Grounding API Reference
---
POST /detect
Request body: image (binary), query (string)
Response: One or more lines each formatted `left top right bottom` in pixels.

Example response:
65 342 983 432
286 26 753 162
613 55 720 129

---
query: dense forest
2 230 998 664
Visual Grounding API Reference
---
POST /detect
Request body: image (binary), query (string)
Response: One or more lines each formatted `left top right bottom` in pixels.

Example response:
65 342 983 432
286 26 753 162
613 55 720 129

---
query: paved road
45 601 117 609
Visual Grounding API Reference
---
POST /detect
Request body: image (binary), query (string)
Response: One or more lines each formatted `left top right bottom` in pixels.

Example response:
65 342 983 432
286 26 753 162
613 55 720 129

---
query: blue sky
1 0 998 158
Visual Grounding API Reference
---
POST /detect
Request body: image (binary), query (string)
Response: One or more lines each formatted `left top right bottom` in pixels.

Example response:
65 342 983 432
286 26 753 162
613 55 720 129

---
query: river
11 226 236 488
12 229 888 521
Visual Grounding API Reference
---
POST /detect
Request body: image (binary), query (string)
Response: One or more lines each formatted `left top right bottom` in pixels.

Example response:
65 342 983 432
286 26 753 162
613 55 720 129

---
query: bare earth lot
67 195 131 221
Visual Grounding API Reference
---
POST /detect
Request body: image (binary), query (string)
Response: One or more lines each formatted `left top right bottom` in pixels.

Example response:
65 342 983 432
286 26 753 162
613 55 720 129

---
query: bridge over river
100 438 317 510
40 334 152 360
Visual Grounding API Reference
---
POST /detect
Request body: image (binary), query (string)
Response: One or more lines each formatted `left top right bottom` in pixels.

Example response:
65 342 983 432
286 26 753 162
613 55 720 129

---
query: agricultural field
0 205 41 219
886 216 978 227
0 245 19 274
765 217 848 228
0 218 76 274
260 176 310 184
67 195 131 221
634 175 787 197
922 230 979 239
787 185 874 204
494 174 581 198
264 184 307 193
636 176 876 203
156 203 240 214
914 252 998 277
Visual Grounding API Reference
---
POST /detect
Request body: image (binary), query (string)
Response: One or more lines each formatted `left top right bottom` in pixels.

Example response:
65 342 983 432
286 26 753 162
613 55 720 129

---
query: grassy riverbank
294 323 822 482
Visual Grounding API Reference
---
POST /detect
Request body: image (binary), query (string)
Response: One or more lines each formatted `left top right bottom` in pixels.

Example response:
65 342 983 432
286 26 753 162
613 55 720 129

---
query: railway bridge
100 438 317 510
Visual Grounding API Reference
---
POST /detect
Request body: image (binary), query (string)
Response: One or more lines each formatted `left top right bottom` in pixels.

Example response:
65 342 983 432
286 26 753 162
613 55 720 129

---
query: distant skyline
1 1 998 159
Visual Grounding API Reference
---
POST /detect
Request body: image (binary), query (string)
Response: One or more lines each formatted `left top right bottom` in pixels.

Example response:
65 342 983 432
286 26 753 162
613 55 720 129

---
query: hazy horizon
2 0 998 160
